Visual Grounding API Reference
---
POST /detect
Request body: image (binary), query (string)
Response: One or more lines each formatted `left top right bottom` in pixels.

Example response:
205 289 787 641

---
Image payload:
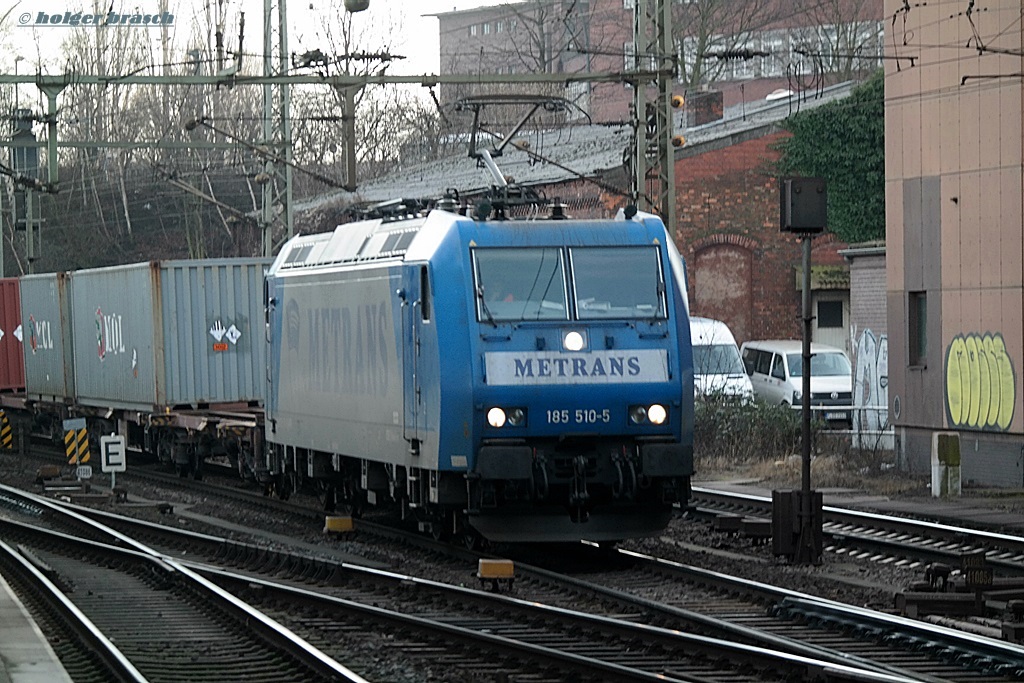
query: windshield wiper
476 286 498 328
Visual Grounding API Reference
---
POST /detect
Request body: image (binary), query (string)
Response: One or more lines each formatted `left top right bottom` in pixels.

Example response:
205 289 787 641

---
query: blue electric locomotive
265 200 694 543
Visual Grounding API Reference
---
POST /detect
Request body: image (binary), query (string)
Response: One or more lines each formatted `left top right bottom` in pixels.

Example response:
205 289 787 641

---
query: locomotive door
402 266 430 454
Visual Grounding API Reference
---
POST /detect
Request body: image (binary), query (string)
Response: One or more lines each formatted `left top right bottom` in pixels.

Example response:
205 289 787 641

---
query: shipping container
20 272 76 403
0 278 26 392
70 259 268 411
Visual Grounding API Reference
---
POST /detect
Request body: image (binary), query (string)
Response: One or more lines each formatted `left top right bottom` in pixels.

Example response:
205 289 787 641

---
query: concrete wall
885 0 1024 486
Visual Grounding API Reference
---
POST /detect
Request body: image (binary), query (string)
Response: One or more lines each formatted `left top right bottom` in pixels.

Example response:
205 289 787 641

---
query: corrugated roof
295 81 857 214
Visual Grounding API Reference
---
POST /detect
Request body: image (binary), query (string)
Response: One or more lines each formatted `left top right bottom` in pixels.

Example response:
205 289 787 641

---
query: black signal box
780 177 827 233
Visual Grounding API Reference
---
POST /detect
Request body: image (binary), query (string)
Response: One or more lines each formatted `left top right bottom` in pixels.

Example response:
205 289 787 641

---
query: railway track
0 487 362 683
1 483 914 683
690 486 1024 576
10 448 1024 680
11 475 1024 682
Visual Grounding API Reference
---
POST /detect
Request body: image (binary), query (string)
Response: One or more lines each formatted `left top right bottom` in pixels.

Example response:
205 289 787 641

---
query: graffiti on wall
853 329 888 432
944 333 1016 431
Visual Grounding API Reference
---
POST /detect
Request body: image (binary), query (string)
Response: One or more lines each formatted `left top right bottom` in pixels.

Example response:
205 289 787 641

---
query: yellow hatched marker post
63 418 92 480
0 410 12 450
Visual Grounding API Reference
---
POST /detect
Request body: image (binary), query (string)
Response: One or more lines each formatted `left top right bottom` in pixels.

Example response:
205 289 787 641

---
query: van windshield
787 351 851 377
694 344 745 376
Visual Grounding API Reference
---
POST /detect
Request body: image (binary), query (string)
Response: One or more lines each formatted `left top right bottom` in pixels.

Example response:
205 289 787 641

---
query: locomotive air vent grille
354 229 418 262
281 243 315 268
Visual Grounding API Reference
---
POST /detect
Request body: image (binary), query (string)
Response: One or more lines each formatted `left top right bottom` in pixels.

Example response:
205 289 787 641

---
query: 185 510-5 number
546 409 611 425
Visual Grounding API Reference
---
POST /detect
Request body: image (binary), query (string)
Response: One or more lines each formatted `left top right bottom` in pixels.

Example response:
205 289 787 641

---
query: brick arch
689 237 756 343
690 233 761 254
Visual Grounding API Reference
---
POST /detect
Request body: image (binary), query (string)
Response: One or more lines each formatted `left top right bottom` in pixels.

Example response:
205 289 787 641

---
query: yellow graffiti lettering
945 336 964 426
994 335 1014 430
976 337 990 428
965 336 981 428
945 332 1016 432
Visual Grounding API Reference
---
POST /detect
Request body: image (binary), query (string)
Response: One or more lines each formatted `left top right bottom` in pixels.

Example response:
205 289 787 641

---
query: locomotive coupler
569 455 590 522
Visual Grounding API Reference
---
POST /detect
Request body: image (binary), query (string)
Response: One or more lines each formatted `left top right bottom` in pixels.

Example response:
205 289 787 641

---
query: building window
483 22 491 35
908 291 927 366
817 300 843 328
624 41 635 71
496 20 503 33
470 24 477 36
624 0 636 9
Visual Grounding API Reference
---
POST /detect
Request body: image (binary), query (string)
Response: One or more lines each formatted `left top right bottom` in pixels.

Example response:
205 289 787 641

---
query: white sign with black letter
100 435 127 473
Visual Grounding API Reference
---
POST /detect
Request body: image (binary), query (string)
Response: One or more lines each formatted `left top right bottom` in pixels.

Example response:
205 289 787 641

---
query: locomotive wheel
190 452 203 481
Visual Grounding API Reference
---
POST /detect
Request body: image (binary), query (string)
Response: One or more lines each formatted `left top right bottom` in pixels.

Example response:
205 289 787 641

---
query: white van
689 317 753 400
739 340 853 424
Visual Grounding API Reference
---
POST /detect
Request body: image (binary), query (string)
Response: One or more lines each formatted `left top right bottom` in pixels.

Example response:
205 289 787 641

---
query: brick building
432 0 884 124
667 129 850 348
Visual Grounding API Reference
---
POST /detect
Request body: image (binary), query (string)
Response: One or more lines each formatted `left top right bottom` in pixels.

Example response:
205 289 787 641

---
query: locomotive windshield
474 248 569 321
570 247 667 320
473 246 667 322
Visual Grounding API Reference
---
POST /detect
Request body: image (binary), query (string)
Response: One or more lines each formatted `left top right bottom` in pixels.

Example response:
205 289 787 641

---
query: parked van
739 340 853 424
689 317 753 400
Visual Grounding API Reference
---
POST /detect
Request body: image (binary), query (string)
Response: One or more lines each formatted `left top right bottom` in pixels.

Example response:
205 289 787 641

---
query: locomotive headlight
563 330 585 351
487 407 507 428
507 407 526 426
629 404 667 425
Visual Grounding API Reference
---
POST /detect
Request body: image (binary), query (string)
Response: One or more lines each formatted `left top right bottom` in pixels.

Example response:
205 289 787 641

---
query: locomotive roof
272 210 455 271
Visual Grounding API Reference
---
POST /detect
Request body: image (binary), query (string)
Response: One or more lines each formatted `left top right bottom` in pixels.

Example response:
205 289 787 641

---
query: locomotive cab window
570 247 667 320
473 248 568 322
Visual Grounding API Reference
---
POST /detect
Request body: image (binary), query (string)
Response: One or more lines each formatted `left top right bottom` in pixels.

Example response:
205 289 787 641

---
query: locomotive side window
569 247 667 320
473 248 568 322
419 265 431 322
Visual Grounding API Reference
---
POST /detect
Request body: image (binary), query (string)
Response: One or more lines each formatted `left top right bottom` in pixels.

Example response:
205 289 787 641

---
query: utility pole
261 0 294 258
631 0 678 229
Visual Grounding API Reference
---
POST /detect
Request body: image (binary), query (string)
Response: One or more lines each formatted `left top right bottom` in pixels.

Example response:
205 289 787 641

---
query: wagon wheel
156 434 174 466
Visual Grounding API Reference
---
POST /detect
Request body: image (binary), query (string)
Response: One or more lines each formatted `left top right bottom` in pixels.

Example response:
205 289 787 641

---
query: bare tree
790 0 883 83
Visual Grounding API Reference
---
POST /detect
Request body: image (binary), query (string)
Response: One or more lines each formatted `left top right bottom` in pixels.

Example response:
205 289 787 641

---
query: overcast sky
2 0 507 75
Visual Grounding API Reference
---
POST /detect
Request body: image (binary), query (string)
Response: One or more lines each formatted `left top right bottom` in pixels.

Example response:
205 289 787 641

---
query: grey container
70 259 268 411
20 272 76 403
